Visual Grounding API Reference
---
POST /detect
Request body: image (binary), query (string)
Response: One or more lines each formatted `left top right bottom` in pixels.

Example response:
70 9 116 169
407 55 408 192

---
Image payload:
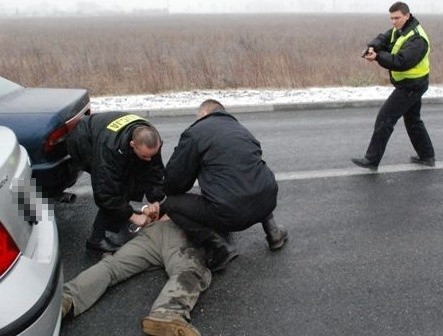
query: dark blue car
0 76 91 198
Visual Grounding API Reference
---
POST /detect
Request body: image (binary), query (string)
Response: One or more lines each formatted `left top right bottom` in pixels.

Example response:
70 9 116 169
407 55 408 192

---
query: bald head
130 125 161 161
132 125 161 149
196 99 225 119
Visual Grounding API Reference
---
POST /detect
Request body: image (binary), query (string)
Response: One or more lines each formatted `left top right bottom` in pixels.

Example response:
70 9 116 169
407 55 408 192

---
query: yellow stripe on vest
107 114 146 132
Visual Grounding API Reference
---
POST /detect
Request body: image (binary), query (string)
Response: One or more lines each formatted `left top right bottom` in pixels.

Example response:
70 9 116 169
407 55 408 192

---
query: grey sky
1 0 442 15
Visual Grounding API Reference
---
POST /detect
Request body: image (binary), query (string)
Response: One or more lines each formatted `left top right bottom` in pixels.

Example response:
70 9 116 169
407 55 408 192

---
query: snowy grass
0 13 442 96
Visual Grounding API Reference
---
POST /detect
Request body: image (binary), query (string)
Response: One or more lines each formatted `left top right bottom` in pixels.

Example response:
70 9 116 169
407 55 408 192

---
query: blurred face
130 141 160 161
390 10 410 30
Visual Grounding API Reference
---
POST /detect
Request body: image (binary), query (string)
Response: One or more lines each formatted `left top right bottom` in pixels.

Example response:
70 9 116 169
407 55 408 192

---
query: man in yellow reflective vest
352 2 435 170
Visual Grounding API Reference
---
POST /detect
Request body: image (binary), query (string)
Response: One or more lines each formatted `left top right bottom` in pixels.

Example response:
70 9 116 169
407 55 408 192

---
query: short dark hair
198 99 225 114
132 125 161 148
389 2 410 14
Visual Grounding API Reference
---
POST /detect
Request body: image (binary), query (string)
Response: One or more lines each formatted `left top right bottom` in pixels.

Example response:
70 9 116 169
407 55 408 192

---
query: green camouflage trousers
63 219 211 320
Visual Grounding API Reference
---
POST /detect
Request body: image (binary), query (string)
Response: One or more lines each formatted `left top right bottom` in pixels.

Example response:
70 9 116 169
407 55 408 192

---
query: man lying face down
61 207 211 336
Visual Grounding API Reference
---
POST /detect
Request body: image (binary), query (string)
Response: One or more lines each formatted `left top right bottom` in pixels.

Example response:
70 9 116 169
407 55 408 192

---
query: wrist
129 213 138 223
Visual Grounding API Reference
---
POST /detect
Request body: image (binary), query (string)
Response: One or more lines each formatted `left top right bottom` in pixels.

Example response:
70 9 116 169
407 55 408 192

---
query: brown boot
61 294 73 318
142 311 201 336
262 214 288 250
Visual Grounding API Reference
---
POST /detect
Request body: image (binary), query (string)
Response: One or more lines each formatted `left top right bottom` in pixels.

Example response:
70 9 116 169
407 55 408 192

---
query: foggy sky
1 0 442 16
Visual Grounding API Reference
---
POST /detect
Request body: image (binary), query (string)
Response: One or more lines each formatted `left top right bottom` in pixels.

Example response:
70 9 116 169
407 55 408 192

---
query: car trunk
0 87 90 165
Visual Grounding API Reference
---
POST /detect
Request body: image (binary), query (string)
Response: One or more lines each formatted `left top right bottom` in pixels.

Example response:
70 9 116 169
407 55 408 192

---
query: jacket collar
398 15 418 36
190 109 238 127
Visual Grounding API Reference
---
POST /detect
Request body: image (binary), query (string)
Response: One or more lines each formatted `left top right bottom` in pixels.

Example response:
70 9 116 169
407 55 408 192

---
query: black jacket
68 112 164 222
368 15 429 88
164 111 278 225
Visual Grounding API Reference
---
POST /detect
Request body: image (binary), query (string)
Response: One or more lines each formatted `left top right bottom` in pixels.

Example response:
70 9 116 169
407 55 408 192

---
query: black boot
86 238 119 253
204 232 238 272
106 222 139 247
262 214 288 250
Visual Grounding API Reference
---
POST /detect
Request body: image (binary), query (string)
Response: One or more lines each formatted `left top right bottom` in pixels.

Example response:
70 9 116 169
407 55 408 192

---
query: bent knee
176 269 212 292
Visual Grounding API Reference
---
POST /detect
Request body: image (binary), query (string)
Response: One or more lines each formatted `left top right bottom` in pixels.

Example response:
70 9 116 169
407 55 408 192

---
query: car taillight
44 125 69 152
0 223 20 277
44 107 91 152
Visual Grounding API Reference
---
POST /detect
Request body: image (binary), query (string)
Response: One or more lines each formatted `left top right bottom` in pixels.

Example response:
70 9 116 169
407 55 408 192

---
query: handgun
361 47 370 58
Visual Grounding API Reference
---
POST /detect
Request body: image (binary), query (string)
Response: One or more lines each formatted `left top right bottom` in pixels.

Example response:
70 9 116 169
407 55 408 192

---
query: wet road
58 104 443 336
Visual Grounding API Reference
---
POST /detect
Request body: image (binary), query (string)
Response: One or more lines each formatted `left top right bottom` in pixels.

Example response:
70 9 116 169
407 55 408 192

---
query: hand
142 202 160 221
364 47 377 62
129 213 150 227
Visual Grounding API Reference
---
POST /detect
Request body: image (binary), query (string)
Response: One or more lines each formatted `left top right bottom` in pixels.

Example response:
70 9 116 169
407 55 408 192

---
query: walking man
67 112 165 252
146 99 288 272
352 2 435 170
62 213 211 336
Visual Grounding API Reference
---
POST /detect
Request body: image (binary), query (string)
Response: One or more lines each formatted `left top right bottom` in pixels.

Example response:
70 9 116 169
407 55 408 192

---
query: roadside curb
112 96 443 118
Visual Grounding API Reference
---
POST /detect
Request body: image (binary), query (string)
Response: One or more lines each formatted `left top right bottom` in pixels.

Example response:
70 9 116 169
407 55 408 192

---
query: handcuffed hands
129 212 150 227
141 202 161 221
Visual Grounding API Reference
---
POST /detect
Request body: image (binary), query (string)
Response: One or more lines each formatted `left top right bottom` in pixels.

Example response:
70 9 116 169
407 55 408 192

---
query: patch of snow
91 85 443 112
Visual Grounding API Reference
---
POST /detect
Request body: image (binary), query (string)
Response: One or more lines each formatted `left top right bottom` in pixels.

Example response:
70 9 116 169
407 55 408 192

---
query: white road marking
65 162 443 195
275 162 443 181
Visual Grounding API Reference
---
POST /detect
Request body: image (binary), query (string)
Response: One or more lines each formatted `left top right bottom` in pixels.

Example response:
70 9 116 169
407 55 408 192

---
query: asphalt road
57 104 443 336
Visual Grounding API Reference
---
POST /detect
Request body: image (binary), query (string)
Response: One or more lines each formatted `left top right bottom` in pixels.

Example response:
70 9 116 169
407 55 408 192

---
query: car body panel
0 127 32 251
0 76 91 196
0 126 62 336
0 87 90 158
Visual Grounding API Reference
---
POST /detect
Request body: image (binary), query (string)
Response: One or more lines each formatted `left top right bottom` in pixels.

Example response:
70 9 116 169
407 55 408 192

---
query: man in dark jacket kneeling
68 112 165 252
146 99 288 272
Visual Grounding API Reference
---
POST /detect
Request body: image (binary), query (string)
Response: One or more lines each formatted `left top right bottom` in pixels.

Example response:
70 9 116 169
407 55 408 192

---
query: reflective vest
390 24 430 82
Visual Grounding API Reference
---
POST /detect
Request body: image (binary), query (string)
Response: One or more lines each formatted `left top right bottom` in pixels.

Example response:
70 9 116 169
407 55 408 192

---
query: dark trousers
161 193 271 246
365 85 435 164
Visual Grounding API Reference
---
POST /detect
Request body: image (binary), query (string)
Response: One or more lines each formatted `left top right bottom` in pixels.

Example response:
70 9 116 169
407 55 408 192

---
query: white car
0 126 62 336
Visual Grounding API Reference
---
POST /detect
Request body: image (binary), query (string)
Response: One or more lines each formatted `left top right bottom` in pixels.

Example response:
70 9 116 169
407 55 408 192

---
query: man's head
129 126 161 161
196 99 225 119
389 2 411 30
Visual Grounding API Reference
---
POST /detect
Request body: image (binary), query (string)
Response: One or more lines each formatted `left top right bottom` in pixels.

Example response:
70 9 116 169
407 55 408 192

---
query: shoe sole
269 232 289 250
61 295 73 318
142 317 201 336
410 158 435 167
351 160 378 171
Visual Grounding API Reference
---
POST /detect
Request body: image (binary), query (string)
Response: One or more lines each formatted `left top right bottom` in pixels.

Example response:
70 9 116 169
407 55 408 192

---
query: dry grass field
0 14 442 96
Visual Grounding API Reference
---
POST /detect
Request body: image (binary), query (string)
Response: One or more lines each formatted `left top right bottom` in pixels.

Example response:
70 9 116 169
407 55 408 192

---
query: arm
367 29 392 52
164 131 200 195
91 145 134 222
375 36 428 71
137 149 166 202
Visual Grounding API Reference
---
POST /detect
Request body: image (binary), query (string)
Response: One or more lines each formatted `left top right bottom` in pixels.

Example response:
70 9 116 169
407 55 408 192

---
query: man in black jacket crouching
68 112 165 252
145 99 288 272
